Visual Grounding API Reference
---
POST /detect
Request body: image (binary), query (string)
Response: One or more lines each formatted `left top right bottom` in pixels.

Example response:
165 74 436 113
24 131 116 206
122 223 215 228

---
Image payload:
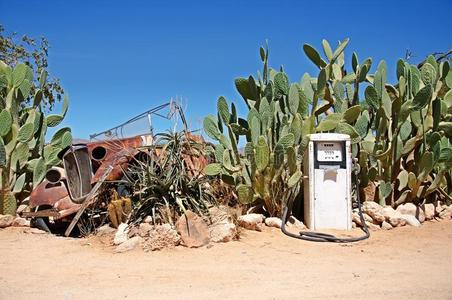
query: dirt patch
1 220 452 299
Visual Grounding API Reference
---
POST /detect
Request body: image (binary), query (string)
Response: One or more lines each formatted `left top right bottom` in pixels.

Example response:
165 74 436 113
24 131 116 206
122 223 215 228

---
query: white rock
286 216 306 229
381 221 393 230
113 223 129 245
0 214 14 228
207 206 236 243
381 206 406 227
209 222 236 243
401 214 421 227
422 203 435 220
237 213 265 231
396 203 425 223
12 217 29 227
114 236 143 253
143 216 153 223
96 224 116 236
265 217 283 228
362 201 385 224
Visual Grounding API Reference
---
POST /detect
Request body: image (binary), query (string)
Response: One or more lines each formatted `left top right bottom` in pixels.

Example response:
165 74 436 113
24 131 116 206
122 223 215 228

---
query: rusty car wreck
23 101 208 235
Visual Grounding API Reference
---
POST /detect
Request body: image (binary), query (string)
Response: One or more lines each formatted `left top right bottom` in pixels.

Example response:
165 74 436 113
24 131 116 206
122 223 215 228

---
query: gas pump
281 133 369 242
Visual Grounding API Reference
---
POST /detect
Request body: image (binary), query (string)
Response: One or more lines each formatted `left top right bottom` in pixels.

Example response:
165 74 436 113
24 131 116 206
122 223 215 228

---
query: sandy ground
1 220 452 300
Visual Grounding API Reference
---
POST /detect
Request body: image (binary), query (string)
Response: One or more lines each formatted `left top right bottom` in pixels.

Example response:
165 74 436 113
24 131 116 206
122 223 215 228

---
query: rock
352 221 357 228
128 226 140 238
265 217 283 228
381 221 393 230
237 213 265 231
396 203 425 223
114 236 143 253
381 207 406 227
401 214 421 227
0 214 14 228
422 203 435 220
209 222 236 243
208 206 237 243
113 223 129 245
143 216 153 223
12 217 29 227
96 224 116 236
176 210 210 248
352 212 374 227
286 216 306 230
362 201 385 224
367 222 381 231
438 205 452 220
362 182 376 202
209 206 232 224
138 222 153 237
143 224 180 251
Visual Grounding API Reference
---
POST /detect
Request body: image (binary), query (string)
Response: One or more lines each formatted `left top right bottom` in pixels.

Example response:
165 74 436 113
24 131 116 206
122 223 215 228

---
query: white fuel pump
280 133 369 243
303 133 352 230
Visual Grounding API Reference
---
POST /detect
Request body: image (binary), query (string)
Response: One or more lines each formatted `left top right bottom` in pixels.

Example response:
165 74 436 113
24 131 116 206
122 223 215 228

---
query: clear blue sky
1 0 451 139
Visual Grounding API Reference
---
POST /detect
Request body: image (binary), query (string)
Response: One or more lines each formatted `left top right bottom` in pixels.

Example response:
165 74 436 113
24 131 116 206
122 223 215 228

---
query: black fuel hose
281 176 369 243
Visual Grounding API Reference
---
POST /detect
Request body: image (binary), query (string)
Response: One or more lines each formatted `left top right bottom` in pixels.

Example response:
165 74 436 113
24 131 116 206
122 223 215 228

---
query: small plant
123 130 216 225
0 61 72 215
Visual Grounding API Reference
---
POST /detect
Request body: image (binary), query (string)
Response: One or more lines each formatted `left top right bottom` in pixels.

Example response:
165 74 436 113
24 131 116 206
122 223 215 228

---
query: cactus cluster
0 61 72 215
203 38 452 216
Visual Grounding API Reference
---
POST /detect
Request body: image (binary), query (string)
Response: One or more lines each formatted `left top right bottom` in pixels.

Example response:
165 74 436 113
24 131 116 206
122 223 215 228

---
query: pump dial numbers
316 142 343 162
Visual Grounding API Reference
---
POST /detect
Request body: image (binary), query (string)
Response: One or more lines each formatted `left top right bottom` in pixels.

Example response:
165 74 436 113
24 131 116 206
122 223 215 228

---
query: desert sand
1 220 451 299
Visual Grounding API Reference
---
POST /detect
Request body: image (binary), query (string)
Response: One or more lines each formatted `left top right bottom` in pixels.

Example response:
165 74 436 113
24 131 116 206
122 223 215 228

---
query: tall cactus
204 38 452 215
0 61 72 215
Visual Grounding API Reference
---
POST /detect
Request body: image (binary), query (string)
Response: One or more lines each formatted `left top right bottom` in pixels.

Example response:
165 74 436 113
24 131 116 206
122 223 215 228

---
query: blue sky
1 0 451 139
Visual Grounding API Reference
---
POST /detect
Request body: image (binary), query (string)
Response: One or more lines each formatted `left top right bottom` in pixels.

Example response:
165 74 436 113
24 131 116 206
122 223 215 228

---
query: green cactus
0 62 72 215
203 38 452 214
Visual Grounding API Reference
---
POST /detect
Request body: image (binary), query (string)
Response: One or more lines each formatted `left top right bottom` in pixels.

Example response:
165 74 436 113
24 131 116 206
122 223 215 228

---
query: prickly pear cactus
203 37 452 215
0 61 72 215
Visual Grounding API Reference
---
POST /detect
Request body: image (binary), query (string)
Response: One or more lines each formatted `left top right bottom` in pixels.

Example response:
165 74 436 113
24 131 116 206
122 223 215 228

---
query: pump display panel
316 142 343 162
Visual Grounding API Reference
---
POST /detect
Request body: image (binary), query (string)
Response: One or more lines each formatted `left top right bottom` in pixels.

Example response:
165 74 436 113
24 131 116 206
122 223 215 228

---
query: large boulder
396 203 425 223
362 201 385 224
237 213 265 231
0 215 14 228
176 210 210 248
142 224 180 251
381 206 406 227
